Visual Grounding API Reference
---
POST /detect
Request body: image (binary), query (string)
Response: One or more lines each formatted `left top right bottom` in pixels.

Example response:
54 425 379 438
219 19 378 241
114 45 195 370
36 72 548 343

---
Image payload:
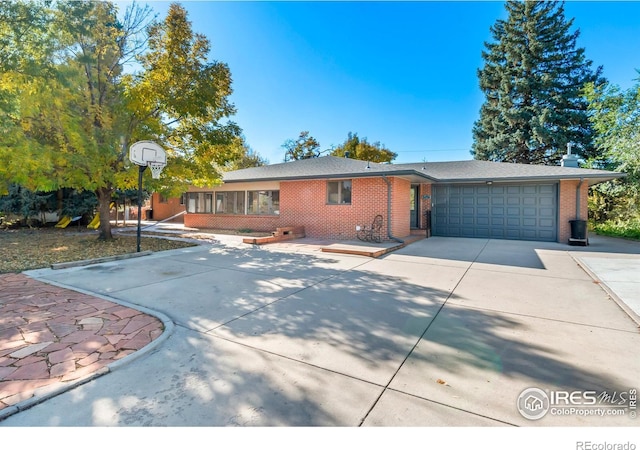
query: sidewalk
0 273 165 413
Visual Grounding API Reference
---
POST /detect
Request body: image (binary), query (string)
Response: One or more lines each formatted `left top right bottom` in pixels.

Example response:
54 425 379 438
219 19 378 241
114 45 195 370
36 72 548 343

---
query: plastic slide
87 213 100 229
55 216 72 228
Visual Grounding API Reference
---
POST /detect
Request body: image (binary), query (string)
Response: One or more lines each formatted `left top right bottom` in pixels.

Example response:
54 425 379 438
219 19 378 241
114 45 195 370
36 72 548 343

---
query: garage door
432 184 557 241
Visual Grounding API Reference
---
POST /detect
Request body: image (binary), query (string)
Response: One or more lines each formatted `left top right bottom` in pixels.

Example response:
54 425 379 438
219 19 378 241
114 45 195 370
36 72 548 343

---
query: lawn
0 227 197 273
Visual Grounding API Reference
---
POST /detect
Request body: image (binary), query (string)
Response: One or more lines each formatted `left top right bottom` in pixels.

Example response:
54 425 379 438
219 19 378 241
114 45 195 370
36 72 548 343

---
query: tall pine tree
472 1 603 164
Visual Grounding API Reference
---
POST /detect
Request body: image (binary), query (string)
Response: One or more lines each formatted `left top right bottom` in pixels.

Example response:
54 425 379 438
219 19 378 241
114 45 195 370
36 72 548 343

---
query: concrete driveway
2 235 639 427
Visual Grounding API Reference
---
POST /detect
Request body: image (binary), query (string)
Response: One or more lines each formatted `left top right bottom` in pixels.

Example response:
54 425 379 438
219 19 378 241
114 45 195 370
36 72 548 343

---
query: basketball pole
136 164 147 253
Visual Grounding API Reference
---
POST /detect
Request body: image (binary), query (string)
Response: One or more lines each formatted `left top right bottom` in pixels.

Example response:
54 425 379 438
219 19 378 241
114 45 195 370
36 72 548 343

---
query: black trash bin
146 209 153 220
569 219 587 240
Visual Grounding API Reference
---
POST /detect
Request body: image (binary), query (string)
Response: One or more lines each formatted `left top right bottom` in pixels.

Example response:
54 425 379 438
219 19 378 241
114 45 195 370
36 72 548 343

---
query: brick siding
150 193 185 222
183 176 414 240
558 179 589 243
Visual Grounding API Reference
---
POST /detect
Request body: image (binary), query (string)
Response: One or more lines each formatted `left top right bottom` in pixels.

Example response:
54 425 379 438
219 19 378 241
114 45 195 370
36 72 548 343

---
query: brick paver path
0 273 164 410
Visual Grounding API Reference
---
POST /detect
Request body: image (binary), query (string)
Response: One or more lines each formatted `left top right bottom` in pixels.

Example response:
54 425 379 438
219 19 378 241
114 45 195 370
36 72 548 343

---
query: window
215 191 245 214
327 180 351 204
248 190 280 215
186 192 213 213
158 194 169 204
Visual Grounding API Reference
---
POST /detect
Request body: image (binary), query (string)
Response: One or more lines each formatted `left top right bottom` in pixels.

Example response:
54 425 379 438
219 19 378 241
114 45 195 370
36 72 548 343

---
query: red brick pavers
0 273 164 410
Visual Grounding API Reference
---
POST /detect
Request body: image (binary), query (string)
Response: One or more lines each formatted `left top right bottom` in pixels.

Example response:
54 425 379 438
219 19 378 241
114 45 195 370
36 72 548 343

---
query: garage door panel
507 197 520 205
540 197 554 206
506 229 521 239
539 230 556 240
539 218 554 228
432 184 557 242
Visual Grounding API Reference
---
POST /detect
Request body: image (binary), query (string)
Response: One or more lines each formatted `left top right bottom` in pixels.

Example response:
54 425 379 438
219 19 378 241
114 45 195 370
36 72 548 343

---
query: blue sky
128 1 640 164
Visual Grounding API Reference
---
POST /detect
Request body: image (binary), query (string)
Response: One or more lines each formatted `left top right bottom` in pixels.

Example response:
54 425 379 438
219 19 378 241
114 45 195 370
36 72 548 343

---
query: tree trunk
96 186 113 240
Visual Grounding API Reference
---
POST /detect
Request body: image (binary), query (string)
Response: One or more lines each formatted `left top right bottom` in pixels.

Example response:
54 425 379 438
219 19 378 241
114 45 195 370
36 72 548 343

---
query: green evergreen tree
472 1 603 164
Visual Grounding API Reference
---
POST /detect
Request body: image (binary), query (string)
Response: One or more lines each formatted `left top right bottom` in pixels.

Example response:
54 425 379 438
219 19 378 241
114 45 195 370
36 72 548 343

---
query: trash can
569 219 587 240
146 209 153 220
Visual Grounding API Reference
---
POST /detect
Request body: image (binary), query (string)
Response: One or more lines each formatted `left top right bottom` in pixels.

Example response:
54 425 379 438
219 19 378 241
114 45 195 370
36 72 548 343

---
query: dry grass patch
0 228 196 273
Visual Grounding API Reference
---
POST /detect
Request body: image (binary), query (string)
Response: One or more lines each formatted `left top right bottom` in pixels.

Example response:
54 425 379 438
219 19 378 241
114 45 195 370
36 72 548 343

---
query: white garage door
432 184 557 241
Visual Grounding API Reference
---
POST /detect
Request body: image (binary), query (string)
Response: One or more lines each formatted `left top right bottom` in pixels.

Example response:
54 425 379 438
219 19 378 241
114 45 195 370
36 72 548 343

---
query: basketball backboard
129 141 166 166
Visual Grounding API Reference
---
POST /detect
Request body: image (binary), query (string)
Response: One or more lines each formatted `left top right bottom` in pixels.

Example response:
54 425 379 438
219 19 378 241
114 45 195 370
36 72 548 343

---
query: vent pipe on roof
561 142 579 168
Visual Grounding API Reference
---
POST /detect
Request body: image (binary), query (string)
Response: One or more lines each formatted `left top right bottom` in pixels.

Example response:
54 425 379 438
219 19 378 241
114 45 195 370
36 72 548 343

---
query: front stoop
321 234 426 258
243 227 305 245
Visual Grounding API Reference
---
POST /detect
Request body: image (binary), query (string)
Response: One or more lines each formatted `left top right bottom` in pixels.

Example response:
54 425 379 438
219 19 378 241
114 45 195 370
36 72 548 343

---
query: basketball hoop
148 161 165 179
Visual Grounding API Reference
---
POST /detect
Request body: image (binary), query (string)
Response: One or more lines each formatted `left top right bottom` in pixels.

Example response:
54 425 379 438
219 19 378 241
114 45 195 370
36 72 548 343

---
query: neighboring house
183 155 623 243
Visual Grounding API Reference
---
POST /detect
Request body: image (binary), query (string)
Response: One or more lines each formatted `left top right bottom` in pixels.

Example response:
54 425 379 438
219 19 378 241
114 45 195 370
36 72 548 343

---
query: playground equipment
87 213 100 229
54 216 71 228
54 215 82 229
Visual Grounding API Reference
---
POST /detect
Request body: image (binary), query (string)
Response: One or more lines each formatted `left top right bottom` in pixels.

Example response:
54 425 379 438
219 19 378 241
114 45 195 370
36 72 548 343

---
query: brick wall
184 213 280 231
558 179 589 243
150 193 185 222
183 176 413 240
279 178 391 240
390 177 410 238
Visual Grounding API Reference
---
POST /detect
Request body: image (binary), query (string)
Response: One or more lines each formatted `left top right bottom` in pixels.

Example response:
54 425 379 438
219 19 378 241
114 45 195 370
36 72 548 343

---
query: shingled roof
223 156 623 186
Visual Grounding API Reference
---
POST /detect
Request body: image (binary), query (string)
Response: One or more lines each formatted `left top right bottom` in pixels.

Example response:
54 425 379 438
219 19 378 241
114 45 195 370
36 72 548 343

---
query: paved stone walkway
0 273 163 411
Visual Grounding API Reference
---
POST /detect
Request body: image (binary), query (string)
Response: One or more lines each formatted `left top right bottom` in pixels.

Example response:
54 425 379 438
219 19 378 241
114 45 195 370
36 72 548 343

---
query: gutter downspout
382 175 404 244
576 177 584 220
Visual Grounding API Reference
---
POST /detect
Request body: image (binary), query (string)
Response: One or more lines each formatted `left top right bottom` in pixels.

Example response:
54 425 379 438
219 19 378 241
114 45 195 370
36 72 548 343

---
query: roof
223 156 624 186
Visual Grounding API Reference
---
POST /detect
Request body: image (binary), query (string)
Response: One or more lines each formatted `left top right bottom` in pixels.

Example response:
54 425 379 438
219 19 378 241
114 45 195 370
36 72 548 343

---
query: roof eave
224 169 437 183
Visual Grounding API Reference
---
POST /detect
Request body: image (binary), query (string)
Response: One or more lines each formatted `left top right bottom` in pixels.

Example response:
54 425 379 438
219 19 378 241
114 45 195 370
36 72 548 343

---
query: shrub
591 218 640 240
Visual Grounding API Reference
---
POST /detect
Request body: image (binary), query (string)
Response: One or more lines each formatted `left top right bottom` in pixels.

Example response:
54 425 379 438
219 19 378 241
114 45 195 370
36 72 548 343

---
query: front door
410 185 419 229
